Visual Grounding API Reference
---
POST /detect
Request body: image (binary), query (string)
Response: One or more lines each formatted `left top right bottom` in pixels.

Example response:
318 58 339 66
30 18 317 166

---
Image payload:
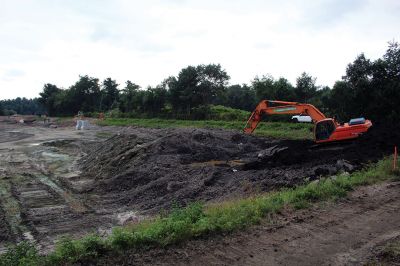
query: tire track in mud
0 138 110 252
13 147 111 252
0 174 37 254
0 124 137 253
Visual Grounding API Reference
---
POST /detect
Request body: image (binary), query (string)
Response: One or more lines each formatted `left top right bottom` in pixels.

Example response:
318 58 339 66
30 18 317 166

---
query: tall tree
252 76 295 102
119 80 141 113
68 75 101 114
169 64 229 114
294 72 317 103
38 83 61 115
273 77 295 101
224 84 256 111
252 75 275 101
101 78 119 111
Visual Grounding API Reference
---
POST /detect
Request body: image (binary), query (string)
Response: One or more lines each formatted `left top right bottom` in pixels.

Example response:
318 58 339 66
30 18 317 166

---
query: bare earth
1 118 399 265
0 120 121 253
98 181 400 265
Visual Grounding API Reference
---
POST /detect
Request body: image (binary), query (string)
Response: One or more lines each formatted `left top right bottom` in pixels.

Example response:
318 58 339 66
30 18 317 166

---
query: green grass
2 158 398 265
97 118 313 140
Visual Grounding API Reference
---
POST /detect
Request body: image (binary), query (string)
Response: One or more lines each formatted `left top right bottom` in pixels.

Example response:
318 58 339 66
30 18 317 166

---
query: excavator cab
315 119 336 141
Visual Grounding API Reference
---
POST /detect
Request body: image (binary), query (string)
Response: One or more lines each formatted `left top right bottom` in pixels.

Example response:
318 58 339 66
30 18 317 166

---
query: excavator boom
244 100 372 143
244 100 326 134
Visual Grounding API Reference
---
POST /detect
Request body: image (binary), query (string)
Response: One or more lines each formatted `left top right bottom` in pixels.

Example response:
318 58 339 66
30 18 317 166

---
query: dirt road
98 180 400 265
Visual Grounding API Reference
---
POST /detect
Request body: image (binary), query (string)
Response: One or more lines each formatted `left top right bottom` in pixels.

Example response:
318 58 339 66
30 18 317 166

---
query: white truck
291 114 312 123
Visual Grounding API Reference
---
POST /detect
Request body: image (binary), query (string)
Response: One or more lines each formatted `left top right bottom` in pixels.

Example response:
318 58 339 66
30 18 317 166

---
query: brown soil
96 180 400 266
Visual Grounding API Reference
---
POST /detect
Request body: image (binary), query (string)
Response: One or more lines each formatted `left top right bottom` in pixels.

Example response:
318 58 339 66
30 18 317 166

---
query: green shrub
46 234 108 264
0 241 42 266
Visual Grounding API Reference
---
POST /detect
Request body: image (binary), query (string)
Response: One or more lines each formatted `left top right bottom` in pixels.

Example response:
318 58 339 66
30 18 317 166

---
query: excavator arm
244 100 327 134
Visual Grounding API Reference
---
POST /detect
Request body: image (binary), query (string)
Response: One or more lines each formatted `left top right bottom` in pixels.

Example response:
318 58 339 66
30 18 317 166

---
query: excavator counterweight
244 100 372 143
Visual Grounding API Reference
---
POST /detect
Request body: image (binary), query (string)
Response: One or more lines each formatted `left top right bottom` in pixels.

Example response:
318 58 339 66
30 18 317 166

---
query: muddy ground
97 180 400 266
0 118 398 256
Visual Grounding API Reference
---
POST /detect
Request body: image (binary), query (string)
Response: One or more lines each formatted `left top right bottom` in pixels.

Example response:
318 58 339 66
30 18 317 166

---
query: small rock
336 159 355 172
257 145 288 159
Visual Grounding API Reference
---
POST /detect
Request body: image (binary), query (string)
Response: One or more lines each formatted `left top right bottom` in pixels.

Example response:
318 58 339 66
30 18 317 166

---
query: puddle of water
29 143 41 146
41 151 69 160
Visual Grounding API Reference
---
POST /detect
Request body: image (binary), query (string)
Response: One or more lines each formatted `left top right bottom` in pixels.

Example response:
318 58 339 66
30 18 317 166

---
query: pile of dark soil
80 125 399 214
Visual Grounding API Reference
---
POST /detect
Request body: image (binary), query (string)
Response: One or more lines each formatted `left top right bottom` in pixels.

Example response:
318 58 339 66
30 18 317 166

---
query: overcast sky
0 0 399 100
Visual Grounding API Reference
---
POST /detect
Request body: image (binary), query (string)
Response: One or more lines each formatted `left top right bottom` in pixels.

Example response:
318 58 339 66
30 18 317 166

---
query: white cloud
0 0 399 99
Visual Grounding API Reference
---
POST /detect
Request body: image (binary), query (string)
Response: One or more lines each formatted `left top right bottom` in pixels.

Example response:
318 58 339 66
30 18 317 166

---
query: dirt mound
80 125 399 214
80 129 270 212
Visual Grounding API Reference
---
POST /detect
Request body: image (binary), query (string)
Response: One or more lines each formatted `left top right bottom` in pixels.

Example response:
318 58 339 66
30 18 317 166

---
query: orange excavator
244 100 372 143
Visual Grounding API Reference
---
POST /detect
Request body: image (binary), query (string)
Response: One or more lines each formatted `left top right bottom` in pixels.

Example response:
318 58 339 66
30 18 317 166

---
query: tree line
2 42 399 123
0 98 44 116
36 65 324 120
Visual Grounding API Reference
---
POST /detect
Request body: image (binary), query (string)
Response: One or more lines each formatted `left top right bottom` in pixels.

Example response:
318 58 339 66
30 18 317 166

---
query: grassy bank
1 157 398 265
97 118 313 140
